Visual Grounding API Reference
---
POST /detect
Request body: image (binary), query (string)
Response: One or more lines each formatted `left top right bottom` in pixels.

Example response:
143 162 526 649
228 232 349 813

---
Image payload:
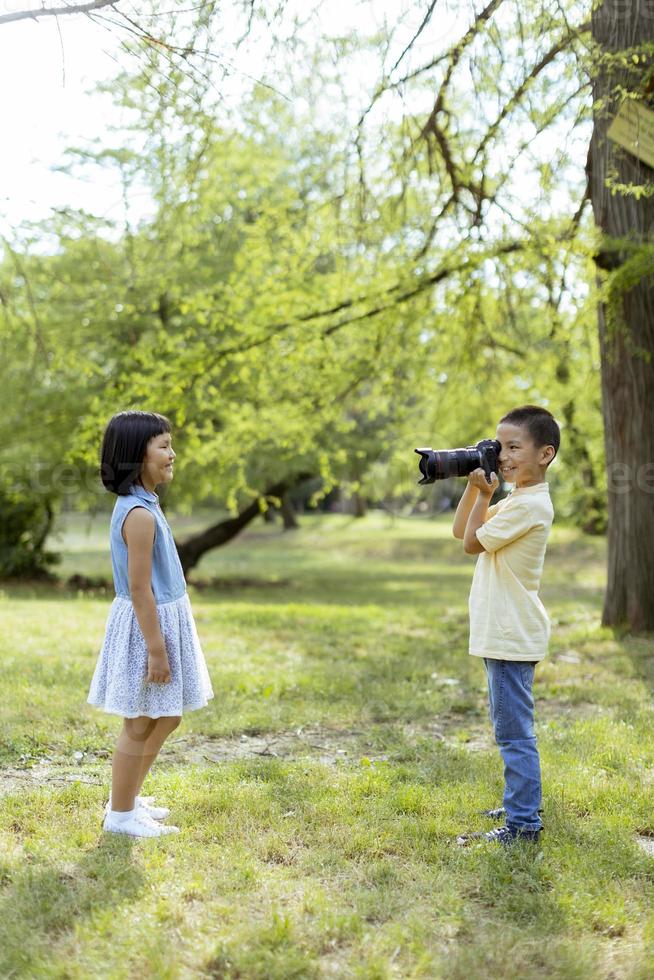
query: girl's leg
135 716 182 796
111 716 181 811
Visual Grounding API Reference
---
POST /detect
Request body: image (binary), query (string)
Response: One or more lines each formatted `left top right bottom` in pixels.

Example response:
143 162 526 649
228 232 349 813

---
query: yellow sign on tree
607 100 654 170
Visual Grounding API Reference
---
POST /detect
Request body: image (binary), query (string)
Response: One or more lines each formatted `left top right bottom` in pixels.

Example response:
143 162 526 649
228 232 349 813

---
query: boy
452 405 560 846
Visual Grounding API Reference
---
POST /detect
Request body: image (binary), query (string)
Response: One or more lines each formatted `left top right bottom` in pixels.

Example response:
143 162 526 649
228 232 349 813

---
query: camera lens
415 447 483 482
416 439 500 485
432 449 480 479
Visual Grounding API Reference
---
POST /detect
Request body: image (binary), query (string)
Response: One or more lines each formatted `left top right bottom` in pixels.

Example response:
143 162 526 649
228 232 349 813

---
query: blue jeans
483 658 542 833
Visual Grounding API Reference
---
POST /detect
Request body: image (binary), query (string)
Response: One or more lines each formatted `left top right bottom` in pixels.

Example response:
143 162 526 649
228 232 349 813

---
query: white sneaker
106 794 171 821
103 809 180 838
137 798 171 821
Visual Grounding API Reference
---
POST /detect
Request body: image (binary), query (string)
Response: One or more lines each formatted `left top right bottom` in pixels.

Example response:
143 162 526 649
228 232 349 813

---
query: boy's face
495 422 554 488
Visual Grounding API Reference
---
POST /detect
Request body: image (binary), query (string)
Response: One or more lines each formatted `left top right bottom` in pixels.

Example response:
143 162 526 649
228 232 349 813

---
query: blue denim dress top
87 482 214 719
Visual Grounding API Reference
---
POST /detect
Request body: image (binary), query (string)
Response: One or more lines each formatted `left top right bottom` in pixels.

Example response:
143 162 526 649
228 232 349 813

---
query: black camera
414 439 501 485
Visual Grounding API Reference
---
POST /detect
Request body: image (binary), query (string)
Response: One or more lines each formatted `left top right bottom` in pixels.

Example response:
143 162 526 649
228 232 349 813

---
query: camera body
415 439 501 485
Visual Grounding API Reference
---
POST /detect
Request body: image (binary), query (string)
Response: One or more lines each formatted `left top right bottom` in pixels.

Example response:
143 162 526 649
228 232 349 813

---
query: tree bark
588 1 654 631
175 474 313 574
350 491 367 518
280 493 299 530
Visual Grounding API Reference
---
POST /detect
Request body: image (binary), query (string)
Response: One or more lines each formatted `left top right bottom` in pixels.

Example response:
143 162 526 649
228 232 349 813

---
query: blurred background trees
1 0 651 628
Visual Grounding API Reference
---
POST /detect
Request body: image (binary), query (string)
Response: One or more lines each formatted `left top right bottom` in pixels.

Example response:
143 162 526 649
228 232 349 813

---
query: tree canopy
4 1 648 617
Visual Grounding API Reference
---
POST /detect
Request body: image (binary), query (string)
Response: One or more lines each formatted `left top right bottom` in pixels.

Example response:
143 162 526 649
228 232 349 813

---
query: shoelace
486 826 512 842
140 812 165 828
117 811 163 832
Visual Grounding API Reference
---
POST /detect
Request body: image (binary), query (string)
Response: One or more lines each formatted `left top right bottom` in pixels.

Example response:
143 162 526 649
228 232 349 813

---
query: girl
88 410 214 837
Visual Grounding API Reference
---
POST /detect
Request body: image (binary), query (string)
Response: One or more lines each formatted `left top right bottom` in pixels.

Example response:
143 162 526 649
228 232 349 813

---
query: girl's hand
147 647 171 684
467 468 499 495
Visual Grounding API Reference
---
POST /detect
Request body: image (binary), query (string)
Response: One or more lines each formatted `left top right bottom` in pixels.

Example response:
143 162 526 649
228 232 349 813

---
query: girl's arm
123 507 170 683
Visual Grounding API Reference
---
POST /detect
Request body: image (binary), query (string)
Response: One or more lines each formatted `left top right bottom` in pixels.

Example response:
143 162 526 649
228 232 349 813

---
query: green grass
1 511 654 978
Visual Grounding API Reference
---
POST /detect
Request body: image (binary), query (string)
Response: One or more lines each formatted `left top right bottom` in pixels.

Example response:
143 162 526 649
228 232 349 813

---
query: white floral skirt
87 592 214 718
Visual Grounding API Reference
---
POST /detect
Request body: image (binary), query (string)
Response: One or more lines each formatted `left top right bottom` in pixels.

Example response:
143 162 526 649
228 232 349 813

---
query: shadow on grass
618 632 654 697
0 829 144 974
0 564 470 610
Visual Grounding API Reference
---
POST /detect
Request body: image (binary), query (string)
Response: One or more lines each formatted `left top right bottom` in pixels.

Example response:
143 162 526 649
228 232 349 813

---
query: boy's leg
485 658 542 834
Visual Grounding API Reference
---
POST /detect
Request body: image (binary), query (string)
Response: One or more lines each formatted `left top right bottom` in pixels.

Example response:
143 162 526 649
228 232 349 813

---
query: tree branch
0 0 119 26
389 0 439 75
471 22 590 166
357 51 449 133
176 472 315 573
419 0 505 142
202 238 530 371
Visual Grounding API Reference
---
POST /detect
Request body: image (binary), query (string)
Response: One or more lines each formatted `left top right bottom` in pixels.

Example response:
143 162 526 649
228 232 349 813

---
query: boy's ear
541 445 556 465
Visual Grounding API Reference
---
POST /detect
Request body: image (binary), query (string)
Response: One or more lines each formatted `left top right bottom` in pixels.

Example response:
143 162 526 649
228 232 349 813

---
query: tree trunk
280 492 299 530
351 491 367 518
588 1 654 631
175 473 314 574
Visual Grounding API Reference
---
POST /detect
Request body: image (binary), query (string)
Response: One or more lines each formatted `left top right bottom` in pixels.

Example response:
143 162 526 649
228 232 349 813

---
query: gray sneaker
457 825 541 847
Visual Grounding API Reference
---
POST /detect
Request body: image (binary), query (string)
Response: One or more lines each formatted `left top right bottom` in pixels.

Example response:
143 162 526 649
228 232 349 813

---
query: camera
414 438 501 485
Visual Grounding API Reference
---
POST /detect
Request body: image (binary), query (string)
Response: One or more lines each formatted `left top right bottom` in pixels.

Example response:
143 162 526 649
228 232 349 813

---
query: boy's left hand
468 468 500 495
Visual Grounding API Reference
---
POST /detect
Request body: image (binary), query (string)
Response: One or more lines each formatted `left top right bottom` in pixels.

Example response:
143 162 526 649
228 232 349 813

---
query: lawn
1 510 653 979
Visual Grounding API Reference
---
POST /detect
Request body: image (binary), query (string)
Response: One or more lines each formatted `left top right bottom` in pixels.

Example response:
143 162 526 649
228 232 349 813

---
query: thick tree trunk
588 2 654 631
175 473 314 574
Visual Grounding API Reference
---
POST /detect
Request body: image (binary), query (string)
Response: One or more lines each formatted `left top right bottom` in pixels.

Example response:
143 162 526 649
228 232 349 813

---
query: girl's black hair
100 411 172 495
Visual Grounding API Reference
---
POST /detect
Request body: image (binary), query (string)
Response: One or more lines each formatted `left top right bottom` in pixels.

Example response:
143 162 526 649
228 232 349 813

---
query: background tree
587 0 654 631
1 0 630 610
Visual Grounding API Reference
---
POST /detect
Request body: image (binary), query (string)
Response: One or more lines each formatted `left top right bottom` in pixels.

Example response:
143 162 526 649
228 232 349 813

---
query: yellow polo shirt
469 482 554 662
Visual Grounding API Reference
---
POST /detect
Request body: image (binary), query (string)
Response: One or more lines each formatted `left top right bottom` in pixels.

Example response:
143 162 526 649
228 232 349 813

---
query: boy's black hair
100 410 172 495
499 405 560 464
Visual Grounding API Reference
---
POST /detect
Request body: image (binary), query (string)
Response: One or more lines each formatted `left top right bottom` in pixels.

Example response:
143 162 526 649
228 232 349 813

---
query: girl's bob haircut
100 410 172 495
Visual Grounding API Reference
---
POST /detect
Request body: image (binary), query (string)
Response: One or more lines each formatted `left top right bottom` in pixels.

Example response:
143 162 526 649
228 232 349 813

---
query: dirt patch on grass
160 718 493 768
163 725 374 766
0 761 104 796
635 835 654 857
538 698 609 723
0 717 493 797
8 694 611 798
634 827 654 858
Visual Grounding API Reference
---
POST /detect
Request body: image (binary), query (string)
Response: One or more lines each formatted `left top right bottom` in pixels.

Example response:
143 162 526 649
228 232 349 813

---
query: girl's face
141 430 176 489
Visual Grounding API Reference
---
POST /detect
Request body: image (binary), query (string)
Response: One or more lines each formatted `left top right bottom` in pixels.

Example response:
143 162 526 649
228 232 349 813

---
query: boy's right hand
467 467 499 495
147 645 171 684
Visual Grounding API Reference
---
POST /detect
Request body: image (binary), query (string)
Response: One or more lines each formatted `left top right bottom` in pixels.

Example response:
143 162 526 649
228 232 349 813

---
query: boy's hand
467 468 499 496
147 645 171 684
